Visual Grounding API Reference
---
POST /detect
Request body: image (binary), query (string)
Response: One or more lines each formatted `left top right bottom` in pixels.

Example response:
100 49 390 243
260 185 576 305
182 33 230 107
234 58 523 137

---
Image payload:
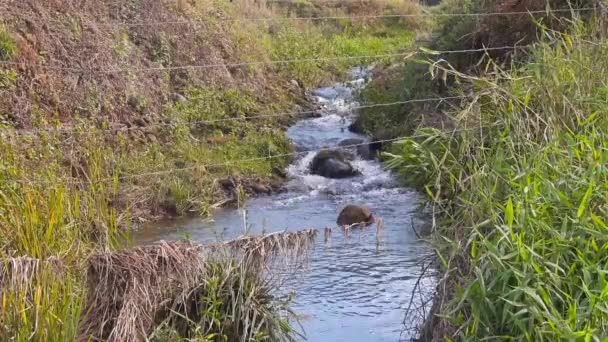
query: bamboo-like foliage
387 17 608 341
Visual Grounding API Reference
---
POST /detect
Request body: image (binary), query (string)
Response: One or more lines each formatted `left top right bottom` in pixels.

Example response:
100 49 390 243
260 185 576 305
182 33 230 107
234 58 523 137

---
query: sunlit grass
266 23 416 86
0 0 426 338
385 19 608 340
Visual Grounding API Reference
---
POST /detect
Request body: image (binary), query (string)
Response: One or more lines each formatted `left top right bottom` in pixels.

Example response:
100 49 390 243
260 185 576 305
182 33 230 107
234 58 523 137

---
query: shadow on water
132 67 435 341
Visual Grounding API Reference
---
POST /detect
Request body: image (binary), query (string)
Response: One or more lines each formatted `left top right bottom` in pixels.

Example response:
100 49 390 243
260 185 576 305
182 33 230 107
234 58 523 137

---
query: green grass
385 19 608 340
0 82 292 338
0 25 16 61
0 0 425 338
266 23 416 87
0 263 84 341
149 256 297 341
354 59 436 136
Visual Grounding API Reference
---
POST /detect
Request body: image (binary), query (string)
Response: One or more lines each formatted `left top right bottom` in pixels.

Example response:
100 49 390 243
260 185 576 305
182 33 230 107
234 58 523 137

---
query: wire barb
3 123 500 185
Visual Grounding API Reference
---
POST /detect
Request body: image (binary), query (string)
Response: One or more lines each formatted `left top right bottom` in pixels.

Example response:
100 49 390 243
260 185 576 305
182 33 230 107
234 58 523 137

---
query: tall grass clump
0 258 84 341
0 131 124 340
79 233 315 341
385 18 608 340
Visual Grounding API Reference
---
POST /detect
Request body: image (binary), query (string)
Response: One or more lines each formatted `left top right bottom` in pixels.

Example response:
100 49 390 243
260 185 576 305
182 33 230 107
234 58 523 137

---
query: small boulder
357 144 374 160
348 117 365 134
337 205 374 226
369 128 394 154
310 150 358 179
133 117 146 127
218 177 236 190
289 79 302 89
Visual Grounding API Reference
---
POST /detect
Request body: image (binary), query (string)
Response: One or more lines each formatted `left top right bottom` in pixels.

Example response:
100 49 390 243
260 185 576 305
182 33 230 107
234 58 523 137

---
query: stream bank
133 67 435 341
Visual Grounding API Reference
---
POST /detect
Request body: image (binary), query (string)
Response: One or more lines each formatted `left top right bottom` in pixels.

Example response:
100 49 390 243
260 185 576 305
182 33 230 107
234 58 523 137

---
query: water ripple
133 68 434 342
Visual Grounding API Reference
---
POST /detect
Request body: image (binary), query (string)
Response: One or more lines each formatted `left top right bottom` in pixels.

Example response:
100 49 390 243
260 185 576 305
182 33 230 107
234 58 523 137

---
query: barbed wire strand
0 45 530 73
16 7 595 27
3 124 498 186
1 95 468 135
84 124 500 183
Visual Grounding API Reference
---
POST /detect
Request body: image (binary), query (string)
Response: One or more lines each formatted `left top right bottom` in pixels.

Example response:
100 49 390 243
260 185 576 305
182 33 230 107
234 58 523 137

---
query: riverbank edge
353 3 604 340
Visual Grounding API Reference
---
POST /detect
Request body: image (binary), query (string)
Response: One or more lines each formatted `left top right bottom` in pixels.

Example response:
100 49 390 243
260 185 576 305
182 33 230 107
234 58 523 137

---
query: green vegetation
0 25 16 60
267 24 416 86
0 263 84 341
354 60 435 136
150 256 298 341
113 30 132 59
0 0 423 339
0 69 17 91
380 8 608 340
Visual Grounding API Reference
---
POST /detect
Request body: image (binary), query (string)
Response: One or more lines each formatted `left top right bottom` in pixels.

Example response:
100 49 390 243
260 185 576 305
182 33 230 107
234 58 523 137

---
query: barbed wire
0 95 468 135
15 7 595 27
0 45 529 74
4 124 498 185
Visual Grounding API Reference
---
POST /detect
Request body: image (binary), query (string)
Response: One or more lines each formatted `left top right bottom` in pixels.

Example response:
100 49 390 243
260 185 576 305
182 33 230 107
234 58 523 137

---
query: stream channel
133 67 434 341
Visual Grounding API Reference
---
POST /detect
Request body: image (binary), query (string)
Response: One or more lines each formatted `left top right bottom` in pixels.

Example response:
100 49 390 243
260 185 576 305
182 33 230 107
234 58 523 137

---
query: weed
0 26 16 61
0 260 84 341
0 69 17 90
151 32 172 66
113 30 132 59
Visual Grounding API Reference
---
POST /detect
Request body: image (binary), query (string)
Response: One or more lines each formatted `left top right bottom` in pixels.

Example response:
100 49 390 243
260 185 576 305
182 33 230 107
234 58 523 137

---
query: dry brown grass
78 241 205 341
0 256 64 291
225 228 317 261
0 228 316 340
0 0 283 129
75 229 316 341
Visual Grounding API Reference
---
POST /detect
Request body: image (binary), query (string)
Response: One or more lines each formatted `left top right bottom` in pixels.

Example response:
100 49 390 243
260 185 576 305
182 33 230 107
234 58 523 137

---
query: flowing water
133 67 434 341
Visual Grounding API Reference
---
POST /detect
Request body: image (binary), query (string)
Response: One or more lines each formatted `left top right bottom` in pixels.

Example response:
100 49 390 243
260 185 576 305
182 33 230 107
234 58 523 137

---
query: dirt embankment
0 0 319 222
0 0 429 224
0 0 309 128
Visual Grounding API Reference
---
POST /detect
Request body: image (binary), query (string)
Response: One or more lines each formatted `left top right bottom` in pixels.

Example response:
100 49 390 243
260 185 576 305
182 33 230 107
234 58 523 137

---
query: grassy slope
363 0 608 340
352 0 596 139
0 0 420 224
0 0 422 339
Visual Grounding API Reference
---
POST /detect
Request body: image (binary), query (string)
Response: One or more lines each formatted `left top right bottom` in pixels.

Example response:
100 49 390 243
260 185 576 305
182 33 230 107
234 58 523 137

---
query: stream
133 67 434 341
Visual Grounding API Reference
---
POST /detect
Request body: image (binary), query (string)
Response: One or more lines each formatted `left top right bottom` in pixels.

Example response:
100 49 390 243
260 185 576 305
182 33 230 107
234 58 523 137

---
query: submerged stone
337 204 374 226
